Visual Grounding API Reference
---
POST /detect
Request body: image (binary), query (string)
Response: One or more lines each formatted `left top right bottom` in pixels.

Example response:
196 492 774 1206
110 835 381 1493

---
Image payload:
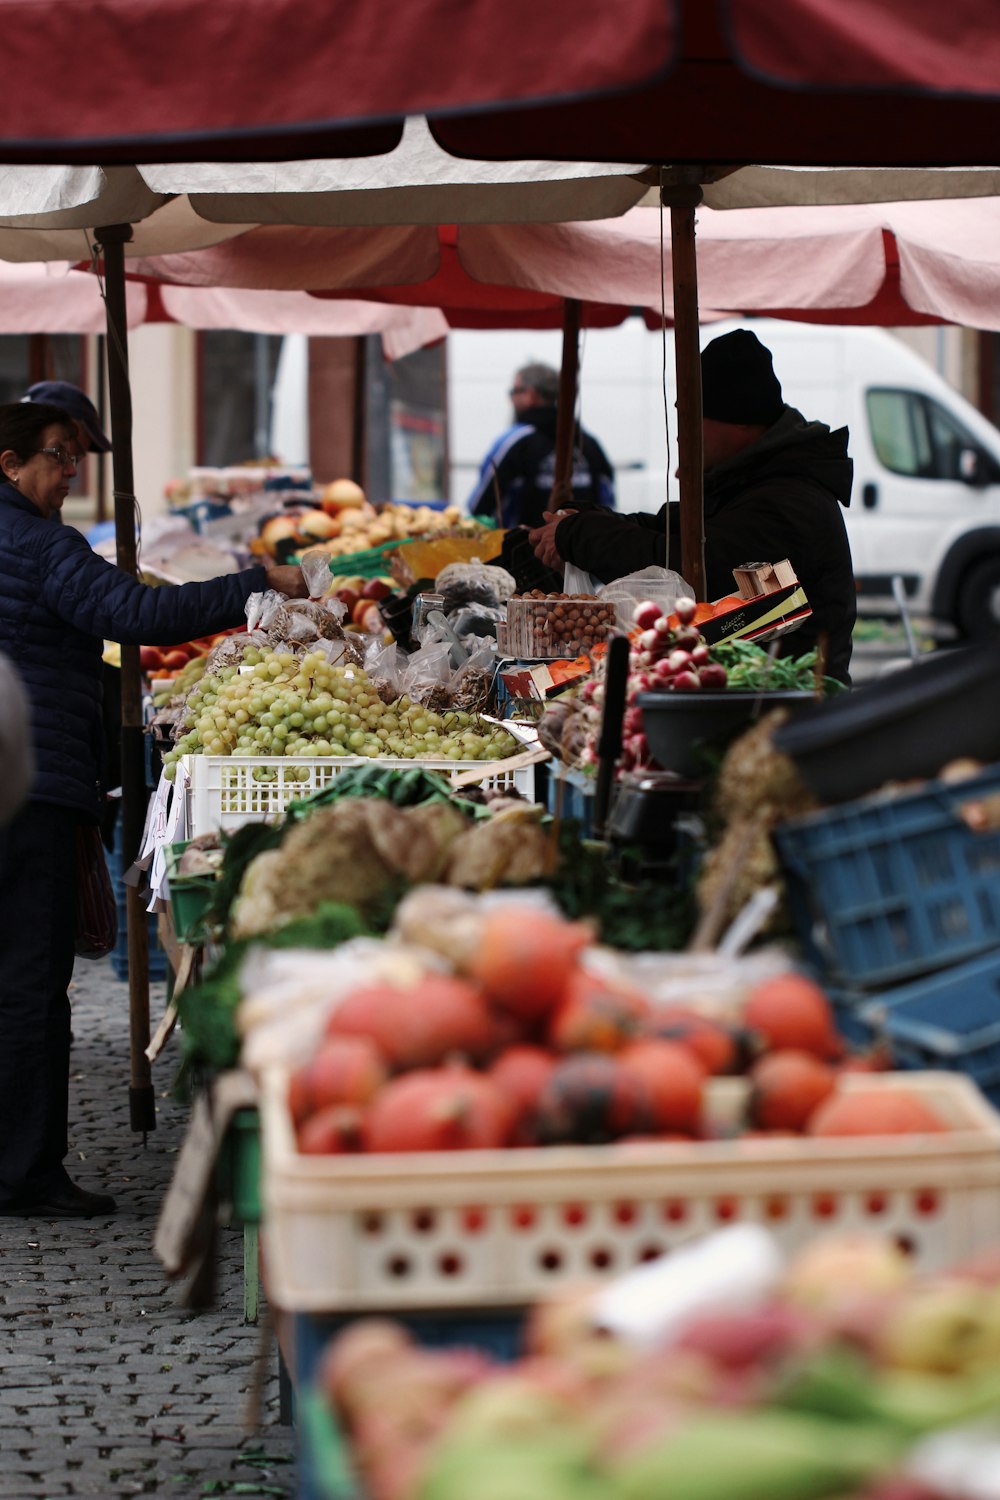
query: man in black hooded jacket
528 329 857 684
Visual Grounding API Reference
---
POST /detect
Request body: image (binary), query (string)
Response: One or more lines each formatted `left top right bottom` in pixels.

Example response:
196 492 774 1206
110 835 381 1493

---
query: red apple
362 578 393 601
161 650 189 671
352 599 383 631
335 588 361 614
139 646 164 672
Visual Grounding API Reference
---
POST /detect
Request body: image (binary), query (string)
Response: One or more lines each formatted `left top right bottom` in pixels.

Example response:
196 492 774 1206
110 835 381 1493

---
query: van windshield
867 387 992 482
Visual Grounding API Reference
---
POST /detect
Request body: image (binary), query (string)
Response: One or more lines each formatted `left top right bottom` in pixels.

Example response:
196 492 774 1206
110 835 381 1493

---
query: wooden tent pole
551 296 582 509
663 180 706 600
95 223 156 1138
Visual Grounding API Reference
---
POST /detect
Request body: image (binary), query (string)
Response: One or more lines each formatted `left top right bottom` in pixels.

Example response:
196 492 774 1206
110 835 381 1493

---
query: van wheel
957 557 1000 638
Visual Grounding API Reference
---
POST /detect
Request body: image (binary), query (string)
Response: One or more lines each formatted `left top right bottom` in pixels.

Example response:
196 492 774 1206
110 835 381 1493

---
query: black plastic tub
636 689 815 778
772 640 1000 805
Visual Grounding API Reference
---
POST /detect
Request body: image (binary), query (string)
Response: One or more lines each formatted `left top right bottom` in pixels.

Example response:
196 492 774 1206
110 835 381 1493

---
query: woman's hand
264 564 309 598
527 510 569 570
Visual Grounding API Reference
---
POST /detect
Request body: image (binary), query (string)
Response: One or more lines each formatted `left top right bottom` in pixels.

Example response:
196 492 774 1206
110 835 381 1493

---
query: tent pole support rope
663 179 706 600
95 222 157 1139
551 296 582 511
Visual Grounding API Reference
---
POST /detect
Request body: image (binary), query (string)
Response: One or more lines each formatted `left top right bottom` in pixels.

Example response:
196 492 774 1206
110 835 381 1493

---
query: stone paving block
0 960 294 1498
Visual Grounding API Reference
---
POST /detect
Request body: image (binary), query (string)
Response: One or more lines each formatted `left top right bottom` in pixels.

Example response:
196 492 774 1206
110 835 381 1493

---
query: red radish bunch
608 597 730 771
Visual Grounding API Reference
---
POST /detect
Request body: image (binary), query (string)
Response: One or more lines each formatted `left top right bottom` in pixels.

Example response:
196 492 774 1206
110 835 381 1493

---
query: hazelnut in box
506 591 617 659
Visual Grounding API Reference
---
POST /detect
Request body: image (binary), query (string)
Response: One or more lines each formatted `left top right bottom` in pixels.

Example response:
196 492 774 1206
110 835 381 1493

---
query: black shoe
0 1179 117 1219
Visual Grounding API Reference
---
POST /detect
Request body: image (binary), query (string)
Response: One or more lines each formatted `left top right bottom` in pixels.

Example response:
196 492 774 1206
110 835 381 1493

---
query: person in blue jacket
0 401 306 1220
467 361 615 530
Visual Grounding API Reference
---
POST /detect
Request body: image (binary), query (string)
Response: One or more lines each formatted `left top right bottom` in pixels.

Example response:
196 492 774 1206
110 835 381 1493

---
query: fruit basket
773 761 1000 990
180 753 537 835
259 1068 1000 1312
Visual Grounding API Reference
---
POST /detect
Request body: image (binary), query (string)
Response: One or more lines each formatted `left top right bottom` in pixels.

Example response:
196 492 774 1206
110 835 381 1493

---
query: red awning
433 0 1000 166
0 0 674 163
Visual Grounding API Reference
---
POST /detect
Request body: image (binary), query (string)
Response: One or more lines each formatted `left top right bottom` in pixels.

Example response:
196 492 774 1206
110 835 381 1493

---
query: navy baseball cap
22 380 111 452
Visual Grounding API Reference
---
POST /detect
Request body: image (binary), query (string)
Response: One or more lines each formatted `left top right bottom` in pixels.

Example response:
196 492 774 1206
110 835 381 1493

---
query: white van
447 318 1000 637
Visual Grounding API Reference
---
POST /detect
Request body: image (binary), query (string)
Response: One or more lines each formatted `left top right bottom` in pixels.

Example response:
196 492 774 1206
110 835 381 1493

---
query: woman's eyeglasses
36 446 79 469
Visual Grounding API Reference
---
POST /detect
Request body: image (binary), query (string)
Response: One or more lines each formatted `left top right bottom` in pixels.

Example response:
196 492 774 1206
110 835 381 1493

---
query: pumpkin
617 1039 705 1136
548 969 652 1054
288 1035 387 1126
743 972 843 1060
326 975 498 1070
807 1086 948 1137
487 1045 558 1142
363 1064 512 1153
532 1053 652 1145
746 1049 838 1133
466 906 592 1021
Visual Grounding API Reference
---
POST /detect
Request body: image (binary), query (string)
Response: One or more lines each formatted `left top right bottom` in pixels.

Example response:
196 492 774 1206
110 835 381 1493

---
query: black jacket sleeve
555 505 671 583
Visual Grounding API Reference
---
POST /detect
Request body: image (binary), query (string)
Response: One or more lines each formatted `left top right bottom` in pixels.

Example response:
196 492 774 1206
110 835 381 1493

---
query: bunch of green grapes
161 645 517 780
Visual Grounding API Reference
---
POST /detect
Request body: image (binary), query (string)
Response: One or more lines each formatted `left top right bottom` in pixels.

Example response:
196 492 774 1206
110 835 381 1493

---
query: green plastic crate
317 539 416 579
165 841 220 944
216 1107 261 1225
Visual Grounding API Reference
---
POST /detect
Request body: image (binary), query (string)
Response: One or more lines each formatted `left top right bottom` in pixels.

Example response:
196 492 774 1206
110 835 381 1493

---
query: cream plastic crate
259 1069 1000 1313
181 752 537 834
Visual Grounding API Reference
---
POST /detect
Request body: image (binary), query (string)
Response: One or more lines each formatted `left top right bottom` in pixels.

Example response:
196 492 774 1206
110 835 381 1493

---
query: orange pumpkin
326 975 498 1070
466 906 592 1021
807 1086 947 1137
363 1064 512 1153
746 1049 838 1133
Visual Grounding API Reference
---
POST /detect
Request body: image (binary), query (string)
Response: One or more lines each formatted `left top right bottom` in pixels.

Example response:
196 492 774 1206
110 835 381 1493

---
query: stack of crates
107 823 168 983
773 762 1000 1102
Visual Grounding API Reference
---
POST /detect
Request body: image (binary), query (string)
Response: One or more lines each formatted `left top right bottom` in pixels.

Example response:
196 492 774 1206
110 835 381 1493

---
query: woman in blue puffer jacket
0 400 307 1220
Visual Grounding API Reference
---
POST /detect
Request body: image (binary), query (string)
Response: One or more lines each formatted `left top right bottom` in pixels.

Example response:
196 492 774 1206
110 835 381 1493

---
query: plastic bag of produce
400 641 453 709
597 566 694 628
244 589 285 633
448 603 505 642
364 638 406 700
299 545 334 600
435 560 516 609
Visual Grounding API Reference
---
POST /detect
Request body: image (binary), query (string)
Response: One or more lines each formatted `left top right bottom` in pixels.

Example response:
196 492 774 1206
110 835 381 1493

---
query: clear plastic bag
244 589 285 633
597 566 695 628
435 561 516 610
299 546 335 600
563 561 602 595
401 642 453 707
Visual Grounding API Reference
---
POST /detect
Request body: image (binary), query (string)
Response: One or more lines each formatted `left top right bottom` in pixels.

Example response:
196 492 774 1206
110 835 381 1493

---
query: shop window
197 331 284 466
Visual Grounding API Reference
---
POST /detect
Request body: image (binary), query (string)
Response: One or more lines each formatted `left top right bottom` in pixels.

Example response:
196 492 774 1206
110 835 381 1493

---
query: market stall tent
0 259 448 356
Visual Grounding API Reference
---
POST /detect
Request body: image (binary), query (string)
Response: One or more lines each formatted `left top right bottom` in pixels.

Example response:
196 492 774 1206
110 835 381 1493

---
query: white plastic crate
181 752 538 835
259 1069 1000 1313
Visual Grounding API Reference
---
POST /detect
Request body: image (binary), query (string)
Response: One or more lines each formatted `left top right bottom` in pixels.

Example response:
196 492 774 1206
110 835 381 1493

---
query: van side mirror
959 447 991 487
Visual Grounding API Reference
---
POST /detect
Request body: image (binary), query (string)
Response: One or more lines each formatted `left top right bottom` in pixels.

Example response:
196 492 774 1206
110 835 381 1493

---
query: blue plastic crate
773 763 1000 990
108 827 167 982
825 989 881 1052
859 948 1000 1104
541 763 595 836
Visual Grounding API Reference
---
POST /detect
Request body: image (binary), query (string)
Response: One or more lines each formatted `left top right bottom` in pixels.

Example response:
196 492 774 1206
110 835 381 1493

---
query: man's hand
264 564 309 598
527 510 569 570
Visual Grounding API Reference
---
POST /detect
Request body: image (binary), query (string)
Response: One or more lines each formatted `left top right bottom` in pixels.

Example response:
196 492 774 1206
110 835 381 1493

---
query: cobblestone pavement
0 958 295 1499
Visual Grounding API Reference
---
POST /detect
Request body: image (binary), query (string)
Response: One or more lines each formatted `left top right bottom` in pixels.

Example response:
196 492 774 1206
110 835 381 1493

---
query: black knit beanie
701 329 784 426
